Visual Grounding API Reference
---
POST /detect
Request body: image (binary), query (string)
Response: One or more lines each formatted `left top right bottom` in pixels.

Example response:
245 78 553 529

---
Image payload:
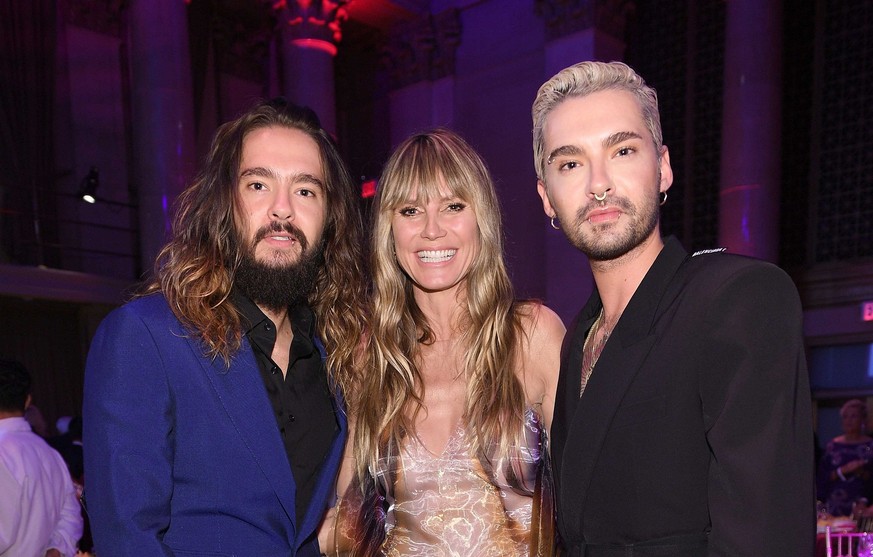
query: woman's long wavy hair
143 99 367 391
353 128 527 482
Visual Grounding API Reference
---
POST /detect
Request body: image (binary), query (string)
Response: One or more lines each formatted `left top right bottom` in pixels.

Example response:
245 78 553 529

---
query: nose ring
594 191 607 202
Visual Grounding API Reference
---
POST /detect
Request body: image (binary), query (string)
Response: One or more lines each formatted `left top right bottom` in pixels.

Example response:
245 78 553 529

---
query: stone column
126 0 197 270
718 0 782 261
273 0 350 136
535 0 633 323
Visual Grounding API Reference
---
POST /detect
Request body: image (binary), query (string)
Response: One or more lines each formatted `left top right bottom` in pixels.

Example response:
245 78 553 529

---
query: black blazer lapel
551 298 600 482
562 331 658 514
557 238 689 530
551 295 601 541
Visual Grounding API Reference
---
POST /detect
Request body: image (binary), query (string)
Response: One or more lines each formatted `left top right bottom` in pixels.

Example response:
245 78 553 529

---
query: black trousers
563 533 709 557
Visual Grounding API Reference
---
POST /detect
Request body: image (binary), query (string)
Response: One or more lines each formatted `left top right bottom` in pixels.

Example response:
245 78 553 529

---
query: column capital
271 0 350 56
534 0 635 42
382 8 461 90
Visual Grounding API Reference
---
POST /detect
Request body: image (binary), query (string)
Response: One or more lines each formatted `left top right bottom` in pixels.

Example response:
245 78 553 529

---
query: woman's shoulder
515 301 566 339
829 435 873 447
514 302 565 417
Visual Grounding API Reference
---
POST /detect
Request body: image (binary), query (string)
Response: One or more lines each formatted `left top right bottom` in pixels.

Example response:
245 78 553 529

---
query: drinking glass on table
858 533 873 557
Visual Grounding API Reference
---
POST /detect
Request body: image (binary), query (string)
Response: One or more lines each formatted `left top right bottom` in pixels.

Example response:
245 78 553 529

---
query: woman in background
818 399 873 516
322 128 564 556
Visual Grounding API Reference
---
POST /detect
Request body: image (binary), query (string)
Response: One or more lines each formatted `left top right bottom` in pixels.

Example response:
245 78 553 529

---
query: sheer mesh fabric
335 408 556 556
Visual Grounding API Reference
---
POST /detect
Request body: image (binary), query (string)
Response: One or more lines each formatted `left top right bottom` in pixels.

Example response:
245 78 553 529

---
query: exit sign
864 301 873 322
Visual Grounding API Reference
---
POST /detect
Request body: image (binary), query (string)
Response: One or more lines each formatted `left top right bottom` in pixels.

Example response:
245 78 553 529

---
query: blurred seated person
48 416 89 554
24 401 49 437
818 399 873 516
57 416 83 485
48 416 74 452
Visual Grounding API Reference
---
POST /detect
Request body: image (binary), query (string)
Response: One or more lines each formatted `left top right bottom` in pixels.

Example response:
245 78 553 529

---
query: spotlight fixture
77 166 99 203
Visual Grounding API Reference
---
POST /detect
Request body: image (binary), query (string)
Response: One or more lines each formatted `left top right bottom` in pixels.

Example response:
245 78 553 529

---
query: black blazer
551 237 814 557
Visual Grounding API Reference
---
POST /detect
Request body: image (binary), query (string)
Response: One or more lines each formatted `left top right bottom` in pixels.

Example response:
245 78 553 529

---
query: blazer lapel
552 298 600 482
196 337 299 535
559 238 689 516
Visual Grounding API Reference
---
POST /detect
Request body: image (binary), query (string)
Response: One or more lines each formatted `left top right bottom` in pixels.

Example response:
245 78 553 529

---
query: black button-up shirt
233 291 338 525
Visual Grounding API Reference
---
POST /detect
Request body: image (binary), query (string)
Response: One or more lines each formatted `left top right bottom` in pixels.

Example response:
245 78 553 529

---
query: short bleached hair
841 399 868 421
532 60 663 180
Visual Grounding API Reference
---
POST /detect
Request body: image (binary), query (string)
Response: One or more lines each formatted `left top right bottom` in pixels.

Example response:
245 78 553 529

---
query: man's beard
565 188 660 262
234 221 325 313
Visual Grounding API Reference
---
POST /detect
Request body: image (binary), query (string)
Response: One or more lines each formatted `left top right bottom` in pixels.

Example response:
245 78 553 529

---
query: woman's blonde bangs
377 136 480 212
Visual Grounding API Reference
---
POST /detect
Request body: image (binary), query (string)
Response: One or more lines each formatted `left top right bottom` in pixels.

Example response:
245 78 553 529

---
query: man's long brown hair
144 99 367 392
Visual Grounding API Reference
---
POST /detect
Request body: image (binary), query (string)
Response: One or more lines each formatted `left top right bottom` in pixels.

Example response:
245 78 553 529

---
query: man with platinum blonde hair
533 60 814 555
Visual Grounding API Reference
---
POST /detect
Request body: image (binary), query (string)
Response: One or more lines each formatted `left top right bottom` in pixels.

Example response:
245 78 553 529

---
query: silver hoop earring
594 191 607 202
550 216 560 230
659 191 668 206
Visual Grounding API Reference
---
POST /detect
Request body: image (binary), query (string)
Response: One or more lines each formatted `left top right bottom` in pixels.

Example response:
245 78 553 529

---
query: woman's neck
413 289 465 342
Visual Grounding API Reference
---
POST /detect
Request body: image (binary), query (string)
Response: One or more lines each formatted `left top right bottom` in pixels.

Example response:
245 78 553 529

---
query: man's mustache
253 221 308 250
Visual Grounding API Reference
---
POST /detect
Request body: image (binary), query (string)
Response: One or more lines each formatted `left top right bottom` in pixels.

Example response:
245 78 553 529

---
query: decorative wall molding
382 8 460 90
534 0 635 42
63 0 125 37
0 263 132 305
797 261 873 308
212 3 275 81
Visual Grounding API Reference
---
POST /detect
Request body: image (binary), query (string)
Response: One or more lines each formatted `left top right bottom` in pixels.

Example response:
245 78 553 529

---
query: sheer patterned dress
334 407 556 556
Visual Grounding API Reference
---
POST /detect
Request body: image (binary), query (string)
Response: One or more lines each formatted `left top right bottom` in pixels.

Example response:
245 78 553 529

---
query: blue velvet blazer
83 294 346 556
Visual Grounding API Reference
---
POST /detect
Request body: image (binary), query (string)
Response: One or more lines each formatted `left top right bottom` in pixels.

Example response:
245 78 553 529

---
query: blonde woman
321 129 564 556
818 399 873 516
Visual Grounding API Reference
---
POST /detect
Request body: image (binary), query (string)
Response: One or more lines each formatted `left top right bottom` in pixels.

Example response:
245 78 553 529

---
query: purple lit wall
61 25 135 279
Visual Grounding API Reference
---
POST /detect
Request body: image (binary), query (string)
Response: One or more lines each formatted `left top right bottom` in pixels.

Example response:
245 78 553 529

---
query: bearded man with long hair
83 99 367 557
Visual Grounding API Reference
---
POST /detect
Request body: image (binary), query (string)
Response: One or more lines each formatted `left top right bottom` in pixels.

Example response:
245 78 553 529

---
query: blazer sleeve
698 263 814 556
83 304 176 556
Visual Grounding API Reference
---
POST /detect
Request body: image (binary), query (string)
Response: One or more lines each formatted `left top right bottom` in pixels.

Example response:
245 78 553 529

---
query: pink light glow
290 38 337 56
863 301 873 322
361 179 376 199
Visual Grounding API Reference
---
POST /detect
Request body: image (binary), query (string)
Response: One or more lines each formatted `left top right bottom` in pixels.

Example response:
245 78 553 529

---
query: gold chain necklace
580 308 612 397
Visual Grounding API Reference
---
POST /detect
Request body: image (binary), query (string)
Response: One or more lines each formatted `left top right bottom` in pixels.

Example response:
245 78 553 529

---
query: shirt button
289 415 296 422
271 365 279 375
264 323 272 331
